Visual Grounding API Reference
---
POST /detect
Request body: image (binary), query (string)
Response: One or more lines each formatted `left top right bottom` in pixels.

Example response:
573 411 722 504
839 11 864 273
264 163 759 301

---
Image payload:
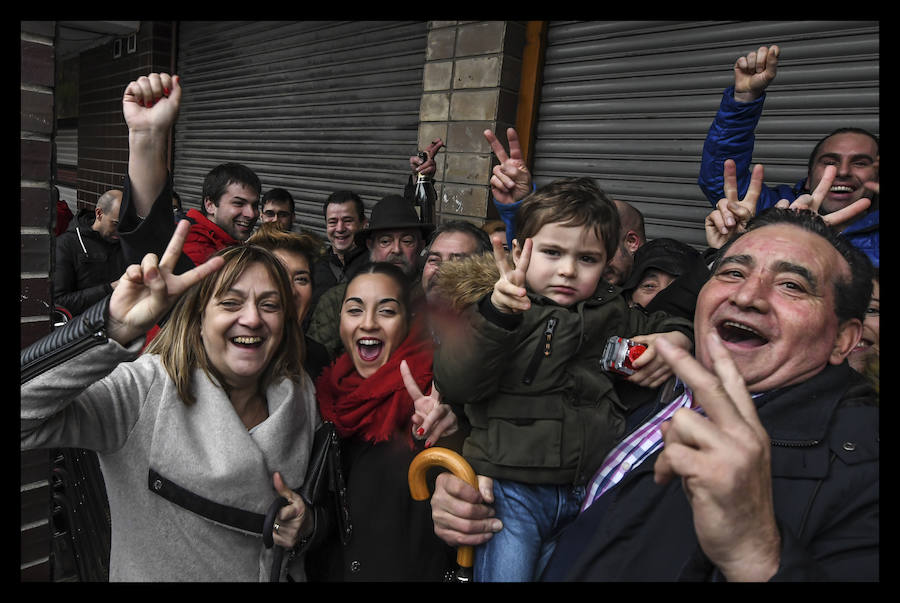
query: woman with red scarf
312 262 461 581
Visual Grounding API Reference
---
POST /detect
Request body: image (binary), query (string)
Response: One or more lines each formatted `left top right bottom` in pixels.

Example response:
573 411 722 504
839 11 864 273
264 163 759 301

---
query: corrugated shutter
55 127 77 168
531 20 879 247
172 21 428 237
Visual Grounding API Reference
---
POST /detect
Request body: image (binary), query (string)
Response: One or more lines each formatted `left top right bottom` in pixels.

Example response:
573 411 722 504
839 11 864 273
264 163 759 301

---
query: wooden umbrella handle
408 447 478 568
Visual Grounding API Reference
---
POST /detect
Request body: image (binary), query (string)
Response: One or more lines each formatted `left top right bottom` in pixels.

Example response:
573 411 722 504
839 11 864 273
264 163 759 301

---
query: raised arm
123 72 182 219
698 45 783 208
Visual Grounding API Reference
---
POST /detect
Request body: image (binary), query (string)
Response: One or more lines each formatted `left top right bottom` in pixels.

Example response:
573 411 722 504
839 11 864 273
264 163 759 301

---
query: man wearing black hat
306 194 434 359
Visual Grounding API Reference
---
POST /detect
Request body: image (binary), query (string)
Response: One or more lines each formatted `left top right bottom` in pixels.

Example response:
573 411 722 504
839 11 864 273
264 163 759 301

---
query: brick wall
416 21 527 225
19 21 176 582
76 21 175 211
20 19 56 581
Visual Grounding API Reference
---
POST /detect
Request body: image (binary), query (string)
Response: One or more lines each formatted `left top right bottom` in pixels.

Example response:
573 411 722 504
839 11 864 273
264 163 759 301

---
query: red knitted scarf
316 319 434 447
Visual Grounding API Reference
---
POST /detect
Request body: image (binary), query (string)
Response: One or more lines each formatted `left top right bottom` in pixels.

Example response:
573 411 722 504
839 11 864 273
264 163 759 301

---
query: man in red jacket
179 163 261 265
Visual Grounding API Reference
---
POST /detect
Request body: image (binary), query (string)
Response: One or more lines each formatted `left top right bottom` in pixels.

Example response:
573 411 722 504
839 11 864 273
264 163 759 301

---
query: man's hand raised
733 45 779 103
704 159 763 249
123 72 182 135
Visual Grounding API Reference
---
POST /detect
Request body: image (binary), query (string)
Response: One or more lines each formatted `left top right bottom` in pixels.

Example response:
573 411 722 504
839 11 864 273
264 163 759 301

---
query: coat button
350 560 360 573
153 479 162 491
843 442 856 451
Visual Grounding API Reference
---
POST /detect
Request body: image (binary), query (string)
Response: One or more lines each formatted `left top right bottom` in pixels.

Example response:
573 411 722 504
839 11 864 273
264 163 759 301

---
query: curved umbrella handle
408 447 478 569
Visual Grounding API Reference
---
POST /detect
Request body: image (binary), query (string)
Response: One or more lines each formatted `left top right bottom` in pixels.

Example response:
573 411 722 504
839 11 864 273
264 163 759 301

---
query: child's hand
490 237 532 314
626 331 693 388
402 361 458 447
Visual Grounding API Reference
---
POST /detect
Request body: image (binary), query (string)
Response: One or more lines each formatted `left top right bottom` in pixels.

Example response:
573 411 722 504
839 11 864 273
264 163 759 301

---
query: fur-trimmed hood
430 252 504 312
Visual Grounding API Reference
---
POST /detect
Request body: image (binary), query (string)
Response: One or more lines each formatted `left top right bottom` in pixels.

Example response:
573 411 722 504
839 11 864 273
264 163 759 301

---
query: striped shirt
581 383 702 512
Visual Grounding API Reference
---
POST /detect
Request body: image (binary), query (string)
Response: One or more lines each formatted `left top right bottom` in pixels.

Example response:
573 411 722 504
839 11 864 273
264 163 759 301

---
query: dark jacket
52 210 126 316
307 435 457 581
116 175 196 274
310 245 368 314
431 254 695 487
542 362 879 581
698 86 879 267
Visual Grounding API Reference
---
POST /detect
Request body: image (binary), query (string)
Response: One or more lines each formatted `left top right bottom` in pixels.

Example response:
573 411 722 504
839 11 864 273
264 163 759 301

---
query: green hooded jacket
431 253 694 486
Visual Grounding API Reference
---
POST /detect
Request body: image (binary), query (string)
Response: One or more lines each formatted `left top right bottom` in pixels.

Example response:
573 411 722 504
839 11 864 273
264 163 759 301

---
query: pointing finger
809 165 837 212
723 159 739 203
514 238 533 276
484 129 509 164
400 359 424 401
744 163 764 209
506 128 523 161
159 219 190 270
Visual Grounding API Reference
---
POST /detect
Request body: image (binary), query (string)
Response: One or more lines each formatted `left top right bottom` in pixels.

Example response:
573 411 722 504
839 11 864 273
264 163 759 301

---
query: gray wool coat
21 338 320 582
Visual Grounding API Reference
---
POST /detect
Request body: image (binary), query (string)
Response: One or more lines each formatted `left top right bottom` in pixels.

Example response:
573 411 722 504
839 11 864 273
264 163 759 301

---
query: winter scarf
316 318 434 447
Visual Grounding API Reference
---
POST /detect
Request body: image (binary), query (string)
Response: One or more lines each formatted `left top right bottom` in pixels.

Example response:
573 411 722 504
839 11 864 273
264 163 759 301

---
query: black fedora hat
355 194 435 245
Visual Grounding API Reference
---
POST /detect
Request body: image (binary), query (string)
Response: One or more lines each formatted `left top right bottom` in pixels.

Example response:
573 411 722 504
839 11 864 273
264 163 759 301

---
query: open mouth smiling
852 337 874 352
716 320 769 347
231 336 263 348
356 338 384 362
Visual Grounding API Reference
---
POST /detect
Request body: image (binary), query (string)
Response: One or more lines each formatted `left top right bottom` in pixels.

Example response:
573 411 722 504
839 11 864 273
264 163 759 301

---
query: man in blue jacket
697 45 879 267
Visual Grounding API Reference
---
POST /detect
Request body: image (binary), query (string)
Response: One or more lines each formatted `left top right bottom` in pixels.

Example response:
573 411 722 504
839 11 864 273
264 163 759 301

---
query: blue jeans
474 479 586 582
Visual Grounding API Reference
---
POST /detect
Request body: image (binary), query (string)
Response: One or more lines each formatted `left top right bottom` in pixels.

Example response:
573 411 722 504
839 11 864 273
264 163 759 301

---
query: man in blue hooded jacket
697 44 879 267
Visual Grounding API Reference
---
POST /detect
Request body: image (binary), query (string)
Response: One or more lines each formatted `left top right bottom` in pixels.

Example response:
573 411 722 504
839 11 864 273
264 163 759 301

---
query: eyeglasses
263 210 292 219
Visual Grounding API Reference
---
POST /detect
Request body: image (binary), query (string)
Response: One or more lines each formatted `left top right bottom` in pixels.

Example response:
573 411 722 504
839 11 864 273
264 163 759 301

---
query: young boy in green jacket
431 177 694 582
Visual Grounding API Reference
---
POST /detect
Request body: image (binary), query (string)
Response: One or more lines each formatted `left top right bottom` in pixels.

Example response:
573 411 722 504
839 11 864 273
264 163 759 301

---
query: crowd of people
23 43 878 582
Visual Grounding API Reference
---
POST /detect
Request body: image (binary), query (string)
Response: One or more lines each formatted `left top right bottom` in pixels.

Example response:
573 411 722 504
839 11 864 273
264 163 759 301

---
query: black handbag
262 421 352 581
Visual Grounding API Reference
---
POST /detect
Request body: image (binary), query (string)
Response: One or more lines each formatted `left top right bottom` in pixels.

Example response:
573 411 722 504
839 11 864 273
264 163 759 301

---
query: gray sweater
21 338 320 582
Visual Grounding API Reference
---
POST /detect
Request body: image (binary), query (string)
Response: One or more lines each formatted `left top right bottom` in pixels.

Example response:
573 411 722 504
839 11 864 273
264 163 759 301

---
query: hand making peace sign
401 360 458 447
484 128 532 205
774 165 871 230
489 236 532 314
704 159 764 249
106 220 225 345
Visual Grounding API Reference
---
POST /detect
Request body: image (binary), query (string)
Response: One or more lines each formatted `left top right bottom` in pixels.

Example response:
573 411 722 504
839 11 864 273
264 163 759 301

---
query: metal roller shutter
172 21 428 237
531 20 879 247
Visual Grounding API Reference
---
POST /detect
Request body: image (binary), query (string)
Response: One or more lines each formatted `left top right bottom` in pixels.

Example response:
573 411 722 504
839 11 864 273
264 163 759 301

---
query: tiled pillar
417 21 526 225
20 20 55 582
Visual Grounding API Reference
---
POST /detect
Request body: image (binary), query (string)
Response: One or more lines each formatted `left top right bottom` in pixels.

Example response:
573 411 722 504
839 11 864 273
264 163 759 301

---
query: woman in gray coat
21 222 320 581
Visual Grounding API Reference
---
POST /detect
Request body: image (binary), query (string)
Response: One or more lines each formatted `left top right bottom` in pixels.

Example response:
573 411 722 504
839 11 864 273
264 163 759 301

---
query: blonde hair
247 222 325 269
144 245 305 405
